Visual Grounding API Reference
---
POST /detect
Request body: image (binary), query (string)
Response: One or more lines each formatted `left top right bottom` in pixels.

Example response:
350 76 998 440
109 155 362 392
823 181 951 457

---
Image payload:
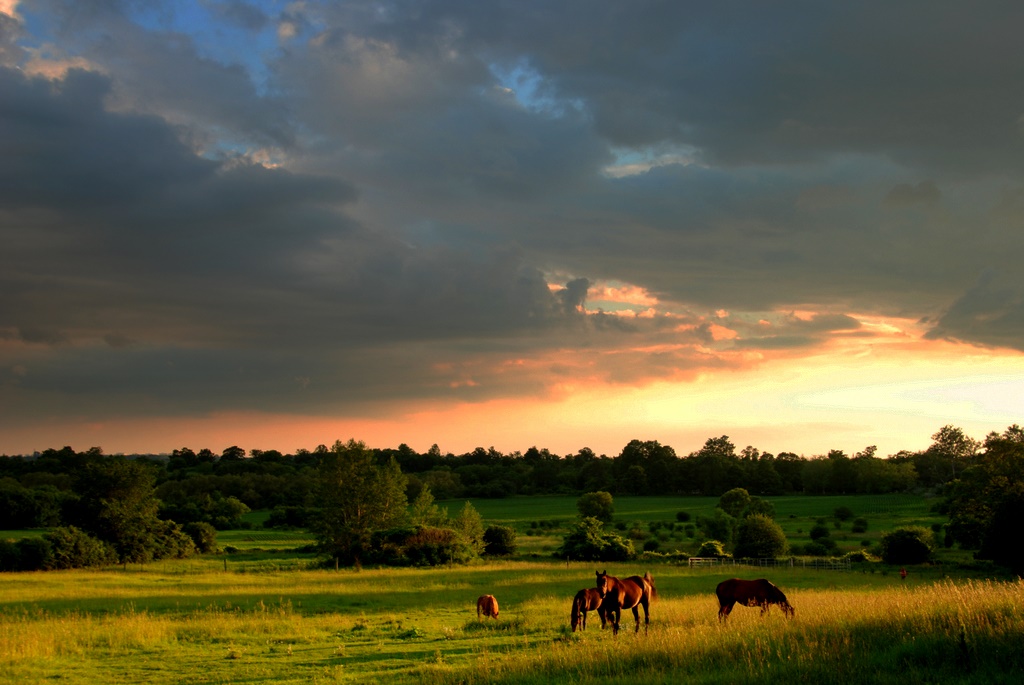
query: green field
3 494 1017 684
1 559 1020 684
453 493 945 557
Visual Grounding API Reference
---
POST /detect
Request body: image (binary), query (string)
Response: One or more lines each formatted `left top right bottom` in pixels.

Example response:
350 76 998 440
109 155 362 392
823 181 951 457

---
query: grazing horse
570 588 607 632
716 578 794 622
595 570 656 635
476 594 499 620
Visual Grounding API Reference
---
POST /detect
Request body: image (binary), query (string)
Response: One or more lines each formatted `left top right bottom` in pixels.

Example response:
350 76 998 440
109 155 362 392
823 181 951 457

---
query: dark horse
595 570 656 635
716 578 794 622
570 588 607 632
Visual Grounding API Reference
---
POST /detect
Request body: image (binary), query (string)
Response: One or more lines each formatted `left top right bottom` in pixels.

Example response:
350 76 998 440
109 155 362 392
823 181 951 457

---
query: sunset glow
2 3 1023 459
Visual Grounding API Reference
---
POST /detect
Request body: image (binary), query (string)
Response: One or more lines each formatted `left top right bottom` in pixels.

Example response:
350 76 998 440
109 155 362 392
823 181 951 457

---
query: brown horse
476 594 499 619
716 578 794 622
570 588 607 632
595 570 656 635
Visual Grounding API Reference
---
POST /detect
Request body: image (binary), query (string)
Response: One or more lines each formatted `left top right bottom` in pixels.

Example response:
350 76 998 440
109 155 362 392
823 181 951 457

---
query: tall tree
69 456 166 564
944 425 1024 573
310 439 408 566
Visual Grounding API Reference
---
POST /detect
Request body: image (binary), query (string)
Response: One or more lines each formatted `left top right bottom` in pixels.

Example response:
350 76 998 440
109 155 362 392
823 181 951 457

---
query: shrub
843 550 879 563
153 520 196 559
717 488 751 518
403 526 476 566
0 538 20 571
696 539 727 558
576 491 614 523
44 526 116 569
482 525 517 556
880 526 935 565
183 522 219 554
851 517 869 533
733 514 789 558
643 539 660 552
809 523 832 541
15 537 52 571
834 506 855 521
675 511 691 523
802 541 829 556
696 509 736 546
558 517 635 561
743 497 776 519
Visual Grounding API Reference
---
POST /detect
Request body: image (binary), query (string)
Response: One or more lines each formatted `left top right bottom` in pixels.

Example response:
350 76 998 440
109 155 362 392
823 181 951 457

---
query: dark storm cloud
925 270 1024 352
4 0 1024 431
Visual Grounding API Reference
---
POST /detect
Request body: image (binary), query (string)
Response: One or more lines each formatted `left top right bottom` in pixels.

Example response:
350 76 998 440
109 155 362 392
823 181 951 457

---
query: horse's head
781 601 795 618
595 570 610 598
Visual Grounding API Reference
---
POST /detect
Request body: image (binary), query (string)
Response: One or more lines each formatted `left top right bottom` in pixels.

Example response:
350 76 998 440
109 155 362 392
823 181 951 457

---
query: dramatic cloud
2 1 1023 455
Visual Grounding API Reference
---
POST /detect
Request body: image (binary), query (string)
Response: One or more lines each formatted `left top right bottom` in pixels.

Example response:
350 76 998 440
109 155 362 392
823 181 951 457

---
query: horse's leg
581 609 587 631
641 597 650 634
611 607 621 636
719 601 734 622
631 605 641 633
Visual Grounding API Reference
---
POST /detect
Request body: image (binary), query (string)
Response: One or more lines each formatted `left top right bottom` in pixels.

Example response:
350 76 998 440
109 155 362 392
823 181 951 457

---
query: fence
687 557 851 571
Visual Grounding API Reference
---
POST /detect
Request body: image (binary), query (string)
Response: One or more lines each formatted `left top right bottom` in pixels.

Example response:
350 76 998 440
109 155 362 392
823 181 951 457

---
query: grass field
1 559 1020 684
2 493 1016 683
453 493 945 557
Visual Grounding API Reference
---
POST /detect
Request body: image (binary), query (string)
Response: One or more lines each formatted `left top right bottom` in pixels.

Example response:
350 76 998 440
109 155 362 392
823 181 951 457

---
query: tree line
2 424 1022 574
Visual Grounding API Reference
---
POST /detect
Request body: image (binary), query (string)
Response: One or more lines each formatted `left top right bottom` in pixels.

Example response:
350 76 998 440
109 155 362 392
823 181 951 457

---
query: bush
696 539 727 558
843 550 879 563
404 527 476 566
183 521 219 554
696 509 736 546
801 541 830 556
834 506 855 521
851 517 869 533
733 514 789 559
44 526 116 569
576 492 614 523
743 497 776 519
717 488 751 518
880 526 935 565
558 517 635 561
482 525 517 556
153 520 196 559
675 511 691 523
643 539 661 552
0 538 20 571
15 537 52 571
809 523 832 541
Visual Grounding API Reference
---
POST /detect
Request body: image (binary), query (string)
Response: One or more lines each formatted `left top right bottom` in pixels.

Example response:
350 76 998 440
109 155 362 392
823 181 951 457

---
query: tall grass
419 578 1024 685
2 561 1022 684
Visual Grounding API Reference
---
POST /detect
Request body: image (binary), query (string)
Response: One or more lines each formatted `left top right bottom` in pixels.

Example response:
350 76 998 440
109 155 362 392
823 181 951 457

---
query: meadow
2 494 1020 684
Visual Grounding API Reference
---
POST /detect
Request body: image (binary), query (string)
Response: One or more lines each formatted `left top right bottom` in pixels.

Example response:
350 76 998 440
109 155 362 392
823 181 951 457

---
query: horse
476 594 499 620
595 570 656 635
570 588 607 632
715 578 794 622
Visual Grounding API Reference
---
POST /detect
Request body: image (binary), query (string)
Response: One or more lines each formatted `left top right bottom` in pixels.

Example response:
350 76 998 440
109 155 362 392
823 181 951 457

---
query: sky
2 1 1024 459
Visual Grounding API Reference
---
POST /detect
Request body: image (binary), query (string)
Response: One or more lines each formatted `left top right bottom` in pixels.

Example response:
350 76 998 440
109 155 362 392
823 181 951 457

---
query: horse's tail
644 571 658 601
570 593 582 630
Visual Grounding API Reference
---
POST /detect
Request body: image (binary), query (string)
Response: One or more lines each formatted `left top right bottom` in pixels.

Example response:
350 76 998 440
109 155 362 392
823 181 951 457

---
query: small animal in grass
476 594 499 620
570 588 607 632
715 578 795 622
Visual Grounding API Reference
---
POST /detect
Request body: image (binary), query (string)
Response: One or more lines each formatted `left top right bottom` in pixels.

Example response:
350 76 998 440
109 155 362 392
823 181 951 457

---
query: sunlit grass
2 560 1022 684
